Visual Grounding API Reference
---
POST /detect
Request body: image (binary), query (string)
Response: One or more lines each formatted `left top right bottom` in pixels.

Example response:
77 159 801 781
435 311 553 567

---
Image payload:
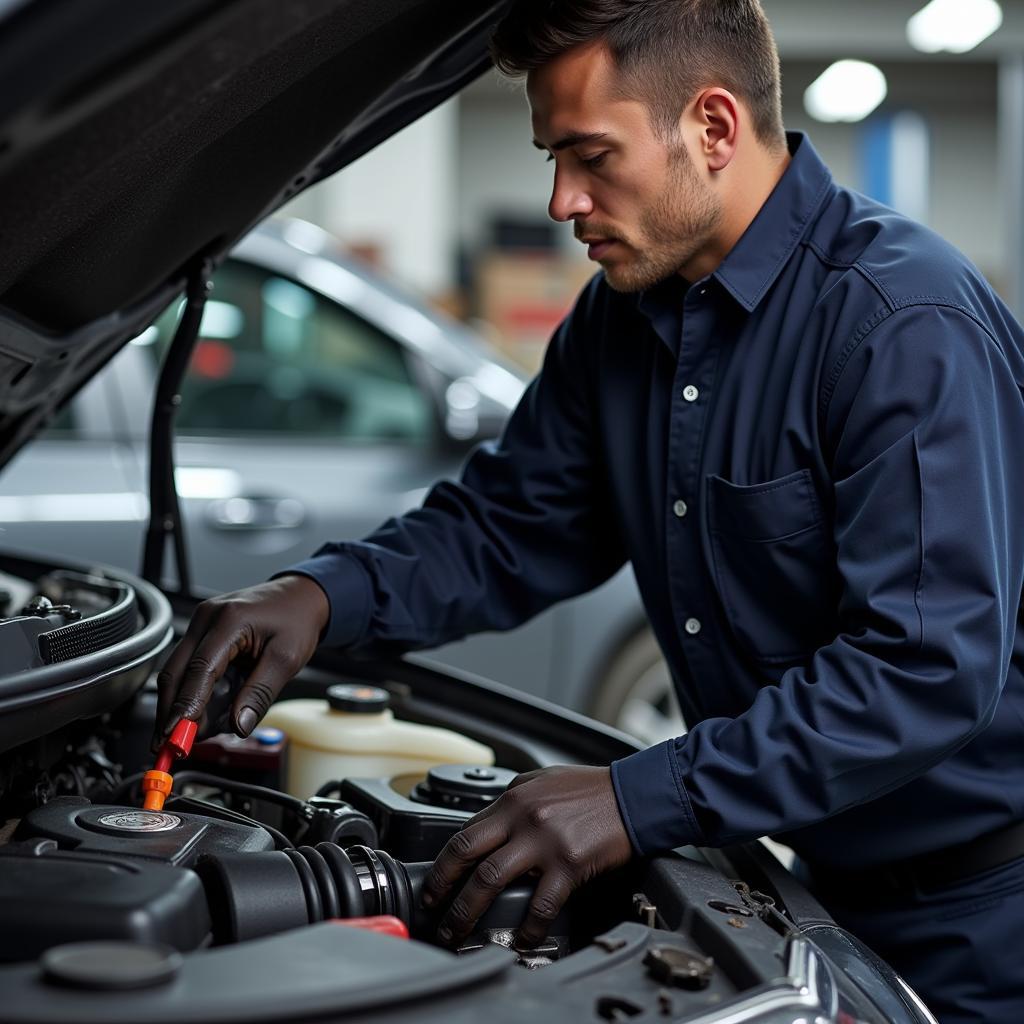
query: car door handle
206 496 306 532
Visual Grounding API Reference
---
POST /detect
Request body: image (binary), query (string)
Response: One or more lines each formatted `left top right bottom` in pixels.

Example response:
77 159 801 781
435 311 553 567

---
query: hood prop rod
141 259 213 594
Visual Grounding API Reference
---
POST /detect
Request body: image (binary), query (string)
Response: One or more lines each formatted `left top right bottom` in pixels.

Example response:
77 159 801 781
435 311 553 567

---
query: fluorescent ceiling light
908 0 1003 54
804 61 888 123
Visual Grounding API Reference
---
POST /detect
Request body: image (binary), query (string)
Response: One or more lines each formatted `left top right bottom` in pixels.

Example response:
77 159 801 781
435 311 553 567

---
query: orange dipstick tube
142 719 198 811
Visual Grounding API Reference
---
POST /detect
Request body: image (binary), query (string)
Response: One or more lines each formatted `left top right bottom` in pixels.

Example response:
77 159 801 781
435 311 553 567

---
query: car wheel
591 628 686 746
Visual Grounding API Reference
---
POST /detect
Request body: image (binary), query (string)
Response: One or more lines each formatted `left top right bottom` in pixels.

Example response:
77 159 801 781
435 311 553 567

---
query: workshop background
280 0 1024 371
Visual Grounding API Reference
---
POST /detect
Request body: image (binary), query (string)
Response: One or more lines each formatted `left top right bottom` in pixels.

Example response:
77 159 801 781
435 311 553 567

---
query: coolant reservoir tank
262 683 494 799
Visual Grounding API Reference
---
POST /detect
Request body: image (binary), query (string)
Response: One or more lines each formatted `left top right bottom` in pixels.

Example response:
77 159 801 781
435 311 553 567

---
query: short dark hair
491 0 786 151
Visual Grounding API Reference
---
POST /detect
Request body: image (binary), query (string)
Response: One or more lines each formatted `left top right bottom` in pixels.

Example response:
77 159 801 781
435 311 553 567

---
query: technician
155 3 1024 1020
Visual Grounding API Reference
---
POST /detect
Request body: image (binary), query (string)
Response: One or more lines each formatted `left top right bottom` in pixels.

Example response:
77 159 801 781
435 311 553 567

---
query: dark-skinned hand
421 764 633 949
152 575 329 751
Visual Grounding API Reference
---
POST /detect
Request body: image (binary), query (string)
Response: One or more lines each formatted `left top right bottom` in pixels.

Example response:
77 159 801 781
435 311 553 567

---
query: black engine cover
0 846 211 961
16 797 275 865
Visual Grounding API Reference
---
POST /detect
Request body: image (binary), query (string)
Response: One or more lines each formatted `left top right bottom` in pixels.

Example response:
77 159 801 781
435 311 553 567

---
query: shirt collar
712 131 834 312
637 275 689 355
634 132 833 340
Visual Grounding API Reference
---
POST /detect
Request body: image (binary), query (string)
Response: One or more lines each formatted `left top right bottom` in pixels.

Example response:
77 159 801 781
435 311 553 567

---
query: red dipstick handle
142 719 197 811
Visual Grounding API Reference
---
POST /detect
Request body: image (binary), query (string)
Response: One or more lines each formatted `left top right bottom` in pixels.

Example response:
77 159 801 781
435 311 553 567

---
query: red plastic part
144 720 198 807
168 719 198 757
329 916 409 939
153 719 198 772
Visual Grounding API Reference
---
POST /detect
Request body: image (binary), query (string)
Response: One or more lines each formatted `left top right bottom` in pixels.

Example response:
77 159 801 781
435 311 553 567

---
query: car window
40 405 76 437
39 373 114 441
140 260 434 443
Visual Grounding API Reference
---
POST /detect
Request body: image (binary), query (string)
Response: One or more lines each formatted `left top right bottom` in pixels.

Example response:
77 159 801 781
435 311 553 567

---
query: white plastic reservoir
262 683 495 799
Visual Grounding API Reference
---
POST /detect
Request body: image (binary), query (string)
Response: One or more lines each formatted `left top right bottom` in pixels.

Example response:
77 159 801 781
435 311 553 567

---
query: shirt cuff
273 548 373 649
611 739 703 856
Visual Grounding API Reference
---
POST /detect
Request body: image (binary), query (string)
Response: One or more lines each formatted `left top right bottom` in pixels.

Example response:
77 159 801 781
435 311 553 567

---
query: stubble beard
602 145 723 294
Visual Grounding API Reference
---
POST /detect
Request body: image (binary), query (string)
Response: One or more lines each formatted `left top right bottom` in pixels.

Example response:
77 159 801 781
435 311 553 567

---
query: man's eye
582 153 607 169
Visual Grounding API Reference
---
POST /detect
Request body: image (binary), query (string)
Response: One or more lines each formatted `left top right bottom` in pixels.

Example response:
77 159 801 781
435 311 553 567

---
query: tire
590 628 686 746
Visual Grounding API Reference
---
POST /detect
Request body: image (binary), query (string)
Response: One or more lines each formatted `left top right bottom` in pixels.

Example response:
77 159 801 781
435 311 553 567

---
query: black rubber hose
314 780 343 798
202 844 420 942
172 771 308 814
284 848 324 924
400 861 438 936
317 842 366 918
109 770 146 803
377 848 412 926
298 846 340 920
110 769 308 817
196 850 310 943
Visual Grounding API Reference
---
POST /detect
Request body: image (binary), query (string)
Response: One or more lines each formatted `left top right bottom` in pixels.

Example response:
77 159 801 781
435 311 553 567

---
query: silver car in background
0 218 681 742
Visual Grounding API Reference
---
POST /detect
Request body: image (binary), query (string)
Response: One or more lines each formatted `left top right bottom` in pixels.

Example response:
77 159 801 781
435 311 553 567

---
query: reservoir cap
410 764 518 813
326 683 390 714
254 726 285 746
42 942 182 990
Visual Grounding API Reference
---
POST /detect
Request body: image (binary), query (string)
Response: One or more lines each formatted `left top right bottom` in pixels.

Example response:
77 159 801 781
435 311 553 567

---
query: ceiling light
908 0 1003 54
804 61 888 124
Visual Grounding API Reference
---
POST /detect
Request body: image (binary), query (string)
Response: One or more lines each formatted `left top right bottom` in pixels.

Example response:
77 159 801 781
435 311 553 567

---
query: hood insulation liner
0 0 496 331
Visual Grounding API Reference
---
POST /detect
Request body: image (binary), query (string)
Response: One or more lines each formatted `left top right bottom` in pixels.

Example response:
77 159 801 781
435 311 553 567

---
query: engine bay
4 758 589 967
2 670 643 968
0 559 909 1024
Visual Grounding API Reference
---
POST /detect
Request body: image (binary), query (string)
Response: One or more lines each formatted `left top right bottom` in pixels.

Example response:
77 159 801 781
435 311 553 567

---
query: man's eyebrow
532 131 609 152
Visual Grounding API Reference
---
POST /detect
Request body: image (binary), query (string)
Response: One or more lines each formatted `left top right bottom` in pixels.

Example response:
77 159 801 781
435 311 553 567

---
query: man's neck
678 145 792 284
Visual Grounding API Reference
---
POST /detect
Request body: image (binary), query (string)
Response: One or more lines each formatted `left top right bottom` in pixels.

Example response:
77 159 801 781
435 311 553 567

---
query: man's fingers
152 620 208 751
153 603 219 740
229 645 296 736
436 847 533 946
150 578 329 753
514 871 573 949
156 627 243 746
421 817 508 910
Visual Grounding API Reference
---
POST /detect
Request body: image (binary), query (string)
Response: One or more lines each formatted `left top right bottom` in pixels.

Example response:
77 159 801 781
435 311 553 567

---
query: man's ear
691 88 739 173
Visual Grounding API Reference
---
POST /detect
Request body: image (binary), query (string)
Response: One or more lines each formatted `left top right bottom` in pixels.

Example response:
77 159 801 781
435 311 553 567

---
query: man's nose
548 167 593 223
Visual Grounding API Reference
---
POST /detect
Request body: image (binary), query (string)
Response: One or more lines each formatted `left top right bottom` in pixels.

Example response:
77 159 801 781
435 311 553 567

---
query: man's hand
421 765 633 949
152 575 329 751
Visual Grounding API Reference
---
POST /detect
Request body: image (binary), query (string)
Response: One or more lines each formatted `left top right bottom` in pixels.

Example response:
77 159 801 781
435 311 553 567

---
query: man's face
527 41 722 292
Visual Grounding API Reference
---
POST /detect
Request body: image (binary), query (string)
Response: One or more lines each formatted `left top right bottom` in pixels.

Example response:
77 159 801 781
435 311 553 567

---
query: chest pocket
706 468 837 665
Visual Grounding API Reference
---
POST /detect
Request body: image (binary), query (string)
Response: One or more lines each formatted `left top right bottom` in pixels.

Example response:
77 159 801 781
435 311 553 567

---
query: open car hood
0 0 509 468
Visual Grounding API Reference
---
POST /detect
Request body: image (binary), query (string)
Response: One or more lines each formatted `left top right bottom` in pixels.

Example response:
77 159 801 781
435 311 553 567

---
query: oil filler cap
643 945 714 990
42 942 183 990
410 764 518 813
326 683 390 713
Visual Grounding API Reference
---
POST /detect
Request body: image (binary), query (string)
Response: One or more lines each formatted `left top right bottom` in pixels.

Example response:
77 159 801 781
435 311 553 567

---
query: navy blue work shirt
288 133 1024 870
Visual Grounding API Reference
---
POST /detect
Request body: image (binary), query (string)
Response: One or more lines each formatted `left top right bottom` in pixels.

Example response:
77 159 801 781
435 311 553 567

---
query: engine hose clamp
349 845 393 917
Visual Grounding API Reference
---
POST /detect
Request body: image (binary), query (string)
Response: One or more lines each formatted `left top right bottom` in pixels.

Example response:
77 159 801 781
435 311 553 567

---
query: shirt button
673 499 688 518
682 385 699 402
684 618 702 636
